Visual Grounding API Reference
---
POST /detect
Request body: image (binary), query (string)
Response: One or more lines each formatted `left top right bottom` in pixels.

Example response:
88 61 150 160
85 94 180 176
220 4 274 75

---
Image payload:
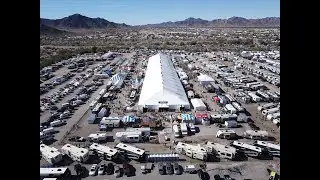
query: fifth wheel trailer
257 103 277 111
60 144 89 163
266 112 280 121
40 144 63 164
262 107 280 116
204 141 237 160
89 143 119 160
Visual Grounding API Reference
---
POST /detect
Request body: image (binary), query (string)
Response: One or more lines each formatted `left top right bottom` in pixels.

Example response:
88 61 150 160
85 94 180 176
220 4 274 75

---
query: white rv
247 92 261 102
126 127 151 136
40 168 71 178
60 144 89 163
40 144 63 164
115 143 145 160
204 141 237 160
115 131 142 143
92 103 102 114
89 143 119 160
231 102 245 112
175 142 207 161
100 117 121 128
89 100 98 109
99 88 107 96
88 133 108 142
244 130 269 140
180 123 188 135
266 112 280 121
42 127 55 135
50 119 65 127
254 140 280 156
224 104 237 114
262 107 280 116
257 103 277 111
231 141 269 158
216 129 237 139
172 124 182 138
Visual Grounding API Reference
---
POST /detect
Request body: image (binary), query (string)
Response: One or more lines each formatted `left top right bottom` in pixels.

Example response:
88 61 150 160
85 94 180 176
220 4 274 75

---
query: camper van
40 144 63 164
216 129 237 139
262 107 280 116
40 168 71 178
231 102 245 112
204 141 237 160
42 127 55 135
230 141 268 158
244 130 269 140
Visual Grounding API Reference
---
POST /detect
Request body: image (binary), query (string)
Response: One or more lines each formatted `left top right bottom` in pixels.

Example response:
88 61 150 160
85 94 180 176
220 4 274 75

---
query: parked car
98 164 105 175
114 166 121 178
158 163 166 175
89 164 98 176
173 163 182 175
106 163 114 175
224 175 232 180
166 162 174 175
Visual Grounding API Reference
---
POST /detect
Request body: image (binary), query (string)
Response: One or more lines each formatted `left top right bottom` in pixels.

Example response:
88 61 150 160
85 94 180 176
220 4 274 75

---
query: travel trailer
254 141 280 157
204 141 237 160
175 142 207 161
60 144 89 163
40 144 63 164
243 130 269 140
115 143 145 160
216 129 237 139
89 143 119 160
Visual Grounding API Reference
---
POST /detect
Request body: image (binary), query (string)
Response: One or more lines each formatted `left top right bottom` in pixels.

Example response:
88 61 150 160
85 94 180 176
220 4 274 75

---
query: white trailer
175 142 207 161
262 107 280 116
247 92 261 102
231 102 245 112
225 94 236 103
266 112 280 121
216 129 237 139
50 120 65 127
246 82 260 88
190 98 207 111
225 120 238 128
204 141 237 160
42 127 55 135
89 143 119 160
88 133 107 142
89 100 98 109
257 103 277 111
40 168 71 178
40 144 63 164
256 90 270 100
61 144 89 163
172 124 181 138
244 130 269 140
126 127 151 136
254 140 280 156
180 123 188 135
92 103 102 114
115 131 142 143
230 141 266 157
224 104 237 114
115 143 145 160
100 117 121 128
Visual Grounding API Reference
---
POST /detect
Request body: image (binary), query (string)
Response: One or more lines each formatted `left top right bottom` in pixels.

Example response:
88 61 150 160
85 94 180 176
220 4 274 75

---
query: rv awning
195 113 208 119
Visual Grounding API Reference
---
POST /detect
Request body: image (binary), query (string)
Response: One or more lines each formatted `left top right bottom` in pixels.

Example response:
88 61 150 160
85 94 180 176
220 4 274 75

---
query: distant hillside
40 14 130 29
139 17 280 28
40 23 66 35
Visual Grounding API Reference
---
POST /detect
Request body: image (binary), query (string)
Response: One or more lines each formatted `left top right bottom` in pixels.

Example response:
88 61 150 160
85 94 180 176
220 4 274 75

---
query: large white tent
138 53 190 111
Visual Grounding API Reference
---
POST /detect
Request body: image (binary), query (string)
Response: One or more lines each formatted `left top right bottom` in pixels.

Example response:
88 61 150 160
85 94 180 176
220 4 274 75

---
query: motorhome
40 168 71 178
262 107 280 116
61 144 89 163
180 123 188 136
266 112 280 121
257 103 277 111
254 141 280 157
266 91 280 102
89 143 119 160
115 143 145 160
216 129 237 139
115 131 142 143
244 130 269 140
88 133 108 142
231 141 270 158
40 144 63 164
172 124 182 138
224 104 237 114
204 141 237 160
175 142 207 161
231 102 245 112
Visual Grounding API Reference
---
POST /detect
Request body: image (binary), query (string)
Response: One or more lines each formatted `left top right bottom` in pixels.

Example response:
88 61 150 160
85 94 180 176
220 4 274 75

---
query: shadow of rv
43 138 57 145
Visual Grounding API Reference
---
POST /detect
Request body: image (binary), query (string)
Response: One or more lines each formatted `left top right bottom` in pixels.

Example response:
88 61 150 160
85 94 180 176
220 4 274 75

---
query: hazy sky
40 0 280 25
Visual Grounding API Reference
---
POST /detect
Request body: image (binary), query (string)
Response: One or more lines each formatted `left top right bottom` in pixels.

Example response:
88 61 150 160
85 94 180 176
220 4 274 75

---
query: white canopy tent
197 73 215 85
138 53 190 111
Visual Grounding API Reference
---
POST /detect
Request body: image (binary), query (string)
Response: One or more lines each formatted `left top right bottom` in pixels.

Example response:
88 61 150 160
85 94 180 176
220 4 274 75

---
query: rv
60 144 89 163
266 112 280 121
89 100 98 109
115 131 142 143
100 117 121 128
189 123 196 133
99 88 107 96
88 133 108 142
92 103 102 114
97 107 107 118
126 127 151 136
225 120 238 128
42 127 55 135
224 104 237 114
172 124 182 138
225 94 236 103
87 114 97 124
89 143 119 160
40 144 63 164
244 130 269 140
257 103 277 111
231 102 245 112
262 107 280 116
247 92 261 102
180 123 188 136
175 142 207 161
115 143 145 160
216 129 237 139
204 141 237 160
266 91 280 102
231 141 270 158
50 119 65 127
256 90 270 100
254 140 280 157
40 168 71 178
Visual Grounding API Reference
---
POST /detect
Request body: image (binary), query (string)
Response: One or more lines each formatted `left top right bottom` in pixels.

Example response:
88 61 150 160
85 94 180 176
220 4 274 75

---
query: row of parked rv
257 103 280 127
40 73 75 95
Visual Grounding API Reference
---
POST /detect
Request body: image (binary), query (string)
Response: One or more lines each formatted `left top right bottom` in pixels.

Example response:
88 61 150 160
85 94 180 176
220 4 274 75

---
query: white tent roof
138 53 189 106
197 73 215 82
